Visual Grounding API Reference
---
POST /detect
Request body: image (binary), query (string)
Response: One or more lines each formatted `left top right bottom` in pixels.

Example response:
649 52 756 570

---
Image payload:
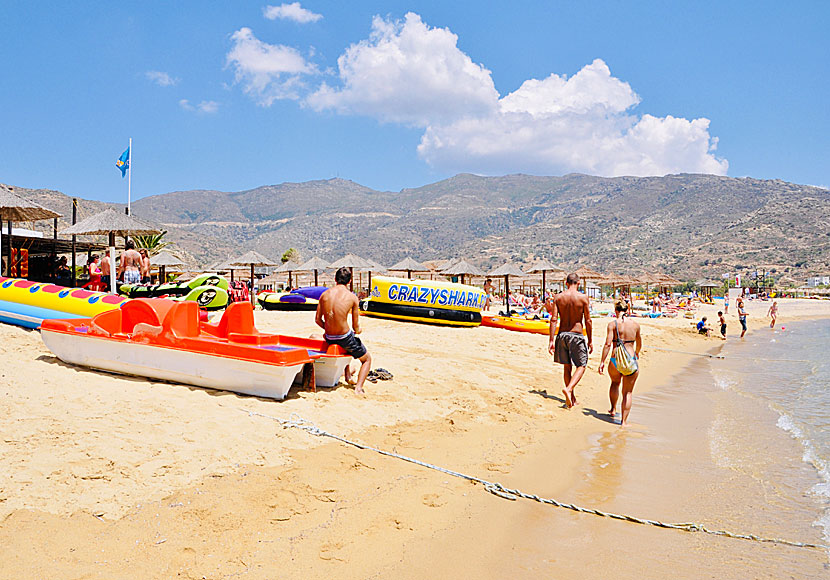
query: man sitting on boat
316 267 372 395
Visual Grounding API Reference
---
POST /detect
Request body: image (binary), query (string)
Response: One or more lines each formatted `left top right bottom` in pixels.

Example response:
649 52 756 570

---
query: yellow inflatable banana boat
360 276 486 326
481 315 551 334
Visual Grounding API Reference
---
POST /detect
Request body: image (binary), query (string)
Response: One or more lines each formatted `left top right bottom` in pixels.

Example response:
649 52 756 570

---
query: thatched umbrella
62 208 161 294
1 185 62 278
389 257 429 280
330 253 375 291
440 259 486 285
296 256 331 286
574 266 604 296
359 258 387 291
150 251 184 284
527 259 565 301
229 250 279 305
275 260 304 289
489 263 527 313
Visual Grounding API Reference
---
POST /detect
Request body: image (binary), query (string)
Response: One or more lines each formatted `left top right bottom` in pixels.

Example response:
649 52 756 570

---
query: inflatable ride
481 315 550 335
0 276 128 329
40 300 352 400
258 286 326 311
360 276 486 327
120 273 229 310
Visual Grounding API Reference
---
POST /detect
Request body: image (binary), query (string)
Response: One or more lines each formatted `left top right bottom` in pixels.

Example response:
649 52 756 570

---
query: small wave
776 412 830 546
713 374 737 391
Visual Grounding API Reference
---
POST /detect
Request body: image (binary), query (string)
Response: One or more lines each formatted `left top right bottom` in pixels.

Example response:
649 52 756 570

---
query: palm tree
133 231 170 256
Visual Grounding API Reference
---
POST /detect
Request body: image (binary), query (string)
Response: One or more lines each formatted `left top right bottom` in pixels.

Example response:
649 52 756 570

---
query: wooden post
250 264 255 306
71 198 77 287
504 275 510 313
314 269 319 286
7 220 12 278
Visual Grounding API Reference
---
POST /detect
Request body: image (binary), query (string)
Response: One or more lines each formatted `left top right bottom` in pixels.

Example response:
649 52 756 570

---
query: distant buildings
807 275 830 287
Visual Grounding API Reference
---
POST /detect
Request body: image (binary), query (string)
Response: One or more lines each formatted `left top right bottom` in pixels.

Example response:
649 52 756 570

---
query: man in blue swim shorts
316 267 372 394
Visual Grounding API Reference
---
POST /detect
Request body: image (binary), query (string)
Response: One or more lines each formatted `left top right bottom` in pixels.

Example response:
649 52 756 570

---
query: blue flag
116 147 130 177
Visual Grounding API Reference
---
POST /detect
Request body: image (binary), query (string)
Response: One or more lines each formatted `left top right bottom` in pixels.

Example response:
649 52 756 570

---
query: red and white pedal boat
40 299 351 400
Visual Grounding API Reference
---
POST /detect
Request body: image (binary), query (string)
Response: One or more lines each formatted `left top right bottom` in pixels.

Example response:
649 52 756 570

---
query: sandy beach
2 297 830 578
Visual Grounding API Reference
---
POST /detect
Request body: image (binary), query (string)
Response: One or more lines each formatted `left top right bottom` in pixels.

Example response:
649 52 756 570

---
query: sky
0 1 827 204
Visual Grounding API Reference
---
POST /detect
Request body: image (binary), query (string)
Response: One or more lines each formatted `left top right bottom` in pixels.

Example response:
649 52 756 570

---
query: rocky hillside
6 173 829 281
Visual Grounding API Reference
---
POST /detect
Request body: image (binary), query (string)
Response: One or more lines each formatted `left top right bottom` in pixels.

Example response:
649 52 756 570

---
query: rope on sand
648 346 810 363
244 410 829 552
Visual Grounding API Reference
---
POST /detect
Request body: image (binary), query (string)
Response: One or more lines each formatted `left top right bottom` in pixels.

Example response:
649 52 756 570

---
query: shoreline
1 298 829 576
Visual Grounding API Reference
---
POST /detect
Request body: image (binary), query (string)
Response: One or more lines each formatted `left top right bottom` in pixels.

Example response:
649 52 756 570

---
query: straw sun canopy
61 208 161 237
0 185 62 221
228 250 279 268
329 253 375 270
440 260 486 277
150 251 184 267
389 257 429 273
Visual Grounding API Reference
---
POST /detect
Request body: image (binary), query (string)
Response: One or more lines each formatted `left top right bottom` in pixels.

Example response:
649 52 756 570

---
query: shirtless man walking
118 239 142 285
548 272 593 408
316 267 372 394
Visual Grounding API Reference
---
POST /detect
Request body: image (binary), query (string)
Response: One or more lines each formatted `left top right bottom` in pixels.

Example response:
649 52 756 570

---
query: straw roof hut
0 185 62 222
1 185 63 277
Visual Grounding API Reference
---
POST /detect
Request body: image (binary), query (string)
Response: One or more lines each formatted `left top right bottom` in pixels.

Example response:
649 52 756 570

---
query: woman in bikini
598 299 642 426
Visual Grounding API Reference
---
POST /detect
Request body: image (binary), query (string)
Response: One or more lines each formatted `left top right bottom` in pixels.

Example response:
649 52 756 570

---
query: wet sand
1 297 829 577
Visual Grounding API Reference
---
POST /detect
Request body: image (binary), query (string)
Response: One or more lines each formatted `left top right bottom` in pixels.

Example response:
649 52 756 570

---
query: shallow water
713 318 830 546
523 319 830 579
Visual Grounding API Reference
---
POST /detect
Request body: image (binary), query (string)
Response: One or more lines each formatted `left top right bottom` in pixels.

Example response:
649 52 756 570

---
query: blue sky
0 1 827 204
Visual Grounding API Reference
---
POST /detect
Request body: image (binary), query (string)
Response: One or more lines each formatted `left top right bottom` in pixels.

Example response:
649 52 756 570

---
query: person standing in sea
548 272 593 408
768 300 779 328
737 296 748 338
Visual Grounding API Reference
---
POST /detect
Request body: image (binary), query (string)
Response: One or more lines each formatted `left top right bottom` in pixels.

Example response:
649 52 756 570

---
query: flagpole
127 137 132 215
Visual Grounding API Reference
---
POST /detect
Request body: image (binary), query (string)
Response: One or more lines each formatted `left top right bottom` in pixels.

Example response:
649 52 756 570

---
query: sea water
712 318 830 545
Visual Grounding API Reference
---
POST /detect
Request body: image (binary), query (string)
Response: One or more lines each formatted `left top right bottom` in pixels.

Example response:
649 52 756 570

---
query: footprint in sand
422 493 447 508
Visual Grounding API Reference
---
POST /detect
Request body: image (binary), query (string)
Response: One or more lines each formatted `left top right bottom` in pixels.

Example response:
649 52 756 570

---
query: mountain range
6 173 829 282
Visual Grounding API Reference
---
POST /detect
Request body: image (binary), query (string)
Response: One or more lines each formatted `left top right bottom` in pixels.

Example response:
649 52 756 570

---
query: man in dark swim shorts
316 267 372 394
548 273 593 408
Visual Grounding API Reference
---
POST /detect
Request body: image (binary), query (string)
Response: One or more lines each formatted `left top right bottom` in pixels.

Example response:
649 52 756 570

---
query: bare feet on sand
562 388 579 408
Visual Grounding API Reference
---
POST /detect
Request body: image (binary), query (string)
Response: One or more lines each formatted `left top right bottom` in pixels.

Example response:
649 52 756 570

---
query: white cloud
179 99 219 114
229 13 728 177
145 70 178 87
417 59 727 177
226 27 317 106
263 2 322 24
305 13 499 126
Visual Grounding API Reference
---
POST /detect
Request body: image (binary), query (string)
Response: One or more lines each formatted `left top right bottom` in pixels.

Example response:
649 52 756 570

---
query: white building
807 275 830 287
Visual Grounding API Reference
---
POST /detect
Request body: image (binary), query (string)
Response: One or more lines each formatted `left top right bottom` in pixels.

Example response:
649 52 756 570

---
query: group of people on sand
316 268 642 424
86 242 153 290
548 273 641 426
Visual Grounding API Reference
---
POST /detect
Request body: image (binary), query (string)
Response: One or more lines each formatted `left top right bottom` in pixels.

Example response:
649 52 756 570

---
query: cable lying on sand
245 411 829 552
